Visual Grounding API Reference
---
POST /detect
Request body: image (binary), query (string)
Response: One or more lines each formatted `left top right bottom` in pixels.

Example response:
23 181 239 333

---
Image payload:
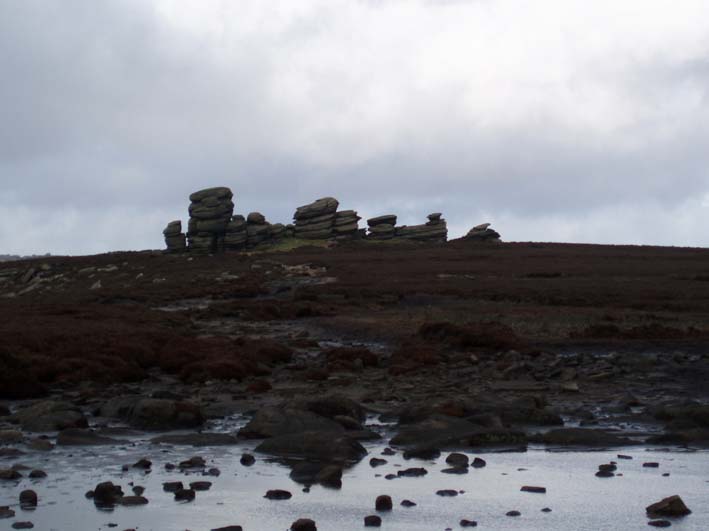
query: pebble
401 500 417 507
290 518 317 531
264 489 292 500
28 470 47 479
369 458 387 467
364 515 382 527
643 462 660 468
471 457 487 468
648 520 672 528
240 454 255 466
460 520 478 527
174 488 196 502
375 495 393 511
0 506 16 519
436 490 458 497
190 481 212 491
520 486 547 494
19 490 38 508
12 522 34 529
506 510 521 517
163 482 183 493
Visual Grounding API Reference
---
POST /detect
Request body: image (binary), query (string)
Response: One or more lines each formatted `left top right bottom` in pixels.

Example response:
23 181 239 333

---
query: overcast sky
2 0 709 255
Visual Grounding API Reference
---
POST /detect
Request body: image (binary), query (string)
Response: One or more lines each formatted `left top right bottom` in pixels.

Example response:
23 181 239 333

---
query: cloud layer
2 0 709 254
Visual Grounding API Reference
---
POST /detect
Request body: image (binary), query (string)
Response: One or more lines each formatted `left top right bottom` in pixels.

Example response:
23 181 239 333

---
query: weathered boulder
15 401 87 432
463 223 501 242
368 215 397 227
189 187 233 203
128 399 204 431
239 407 344 439
256 431 367 462
295 198 339 220
150 433 239 446
56 429 119 446
533 428 634 447
390 415 480 447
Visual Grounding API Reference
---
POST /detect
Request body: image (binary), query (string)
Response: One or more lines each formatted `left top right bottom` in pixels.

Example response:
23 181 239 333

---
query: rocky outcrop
333 210 362 239
224 215 247 251
187 187 234 253
463 222 500 242
294 197 339 239
163 221 186 253
246 212 273 248
367 215 397 240
396 213 447 242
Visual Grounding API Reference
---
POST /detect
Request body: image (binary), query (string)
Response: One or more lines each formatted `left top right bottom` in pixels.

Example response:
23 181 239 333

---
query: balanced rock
186 186 234 253
294 198 339 239
367 215 397 240
396 213 447 242
224 215 247 250
163 221 186 253
464 222 500 242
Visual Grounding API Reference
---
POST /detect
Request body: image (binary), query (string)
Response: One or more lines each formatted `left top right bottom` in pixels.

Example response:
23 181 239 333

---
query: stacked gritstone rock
367 215 397 240
464 222 501 242
163 221 186 253
224 215 247 251
246 212 272 248
293 197 339 239
333 210 362 239
187 187 234 254
396 212 448 242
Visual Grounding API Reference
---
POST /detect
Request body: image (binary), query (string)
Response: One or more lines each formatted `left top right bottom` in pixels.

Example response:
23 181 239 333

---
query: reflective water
1 437 707 531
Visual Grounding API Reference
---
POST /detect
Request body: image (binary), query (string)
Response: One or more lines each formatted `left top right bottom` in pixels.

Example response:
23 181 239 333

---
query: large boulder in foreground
390 415 481 447
532 428 634 447
128 399 204 431
239 407 344 439
256 431 367 463
15 401 87 432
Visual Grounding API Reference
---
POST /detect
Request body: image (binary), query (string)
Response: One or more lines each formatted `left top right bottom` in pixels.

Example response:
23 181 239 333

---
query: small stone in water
471 457 486 468
647 521 672 528
375 495 393 511
401 500 417 507
643 462 660 468
190 481 212 491
290 518 317 531
12 522 34 529
132 486 145 496
369 458 387 467
265 489 292 500
521 486 546 494
28 470 47 479
460 520 478 527
436 490 458 497
19 490 38 508
174 488 195 502
163 481 183 493
0 506 16 519
541 507 552 513
364 515 382 527
506 510 521 517
240 454 255 466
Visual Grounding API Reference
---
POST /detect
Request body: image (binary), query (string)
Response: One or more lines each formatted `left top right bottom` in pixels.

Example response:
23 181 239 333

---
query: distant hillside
0 253 51 262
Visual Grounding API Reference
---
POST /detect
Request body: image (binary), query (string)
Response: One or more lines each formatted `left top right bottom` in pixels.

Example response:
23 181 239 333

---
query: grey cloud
1 0 709 255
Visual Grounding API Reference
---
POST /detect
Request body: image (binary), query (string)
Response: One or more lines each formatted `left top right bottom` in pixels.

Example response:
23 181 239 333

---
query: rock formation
187 187 234 253
396 213 447 242
367 215 397 240
294 197 340 239
464 222 501 242
163 221 186 253
224 215 247 251
246 212 273 248
333 210 362 239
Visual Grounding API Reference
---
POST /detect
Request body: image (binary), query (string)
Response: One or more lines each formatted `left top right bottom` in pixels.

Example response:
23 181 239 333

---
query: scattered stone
436 490 458 497
118 496 148 506
92 482 124 507
647 520 672 528
0 506 15 519
646 495 691 517
617 454 633 460
255 432 367 462
174 488 196 502
369 458 387 467
471 457 487 468
19 490 37 508
265 489 292 500
240 453 256 466
643 462 660 468
521 486 546 493
162 482 184 493
401 500 417 507
506 510 521 517
375 495 393 511
11 522 34 529
445 453 469 467
441 466 468 475
542 508 552 513
132 486 145 496
189 481 212 491
211 527 243 531
290 518 317 531
131 458 152 470
381 448 396 456
397 467 428 478
179 456 206 469
460 520 478 527
364 515 382 527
